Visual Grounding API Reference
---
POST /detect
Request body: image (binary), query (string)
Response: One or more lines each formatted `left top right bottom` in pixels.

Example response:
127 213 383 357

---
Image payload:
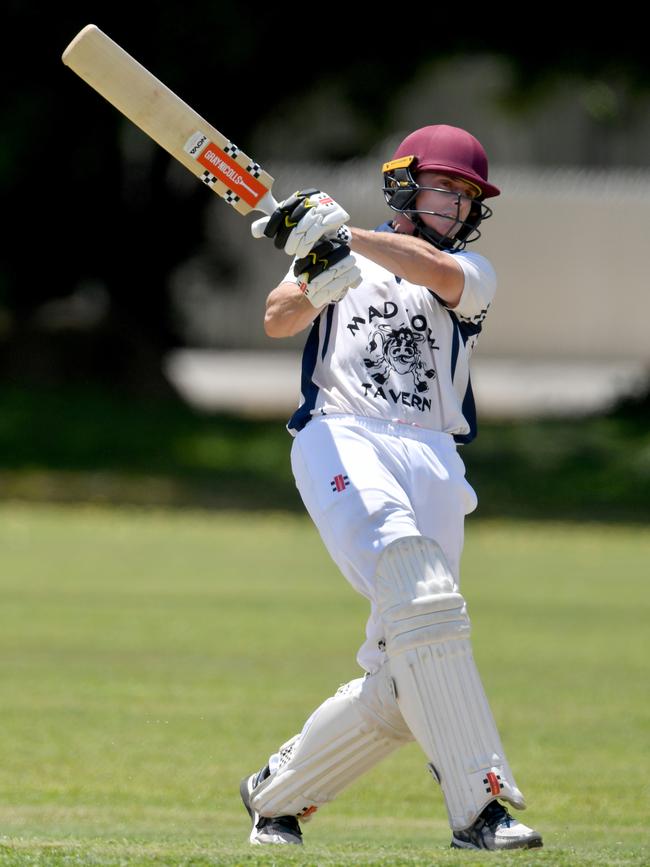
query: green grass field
0 504 648 865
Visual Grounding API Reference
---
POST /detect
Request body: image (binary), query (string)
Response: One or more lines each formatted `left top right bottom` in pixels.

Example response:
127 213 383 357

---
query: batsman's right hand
293 237 362 307
252 189 350 258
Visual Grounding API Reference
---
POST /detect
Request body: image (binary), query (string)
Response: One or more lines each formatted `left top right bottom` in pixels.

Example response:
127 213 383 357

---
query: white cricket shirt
284 223 496 443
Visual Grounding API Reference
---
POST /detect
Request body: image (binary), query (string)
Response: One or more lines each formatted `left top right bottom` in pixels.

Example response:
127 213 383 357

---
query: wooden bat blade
62 24 278 216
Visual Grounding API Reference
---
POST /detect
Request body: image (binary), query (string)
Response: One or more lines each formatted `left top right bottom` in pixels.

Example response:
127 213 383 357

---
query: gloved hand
293 237 362 308
251 189 350 258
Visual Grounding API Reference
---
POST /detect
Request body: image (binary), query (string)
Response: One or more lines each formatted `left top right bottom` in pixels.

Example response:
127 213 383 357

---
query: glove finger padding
294 239 362 308
261 189 350 257
285 194 350 259
262 189 320 250
293 238 351 282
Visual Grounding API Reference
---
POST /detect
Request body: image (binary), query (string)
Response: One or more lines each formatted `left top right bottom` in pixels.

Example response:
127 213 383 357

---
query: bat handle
250 190 281 238
255 190 280 217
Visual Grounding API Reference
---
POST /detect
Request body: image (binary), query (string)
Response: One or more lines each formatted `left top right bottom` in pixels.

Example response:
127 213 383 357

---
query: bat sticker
183 131 210 157
183 130 265 207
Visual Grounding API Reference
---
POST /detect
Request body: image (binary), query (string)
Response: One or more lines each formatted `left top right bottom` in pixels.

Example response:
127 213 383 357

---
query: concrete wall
476 168 649 362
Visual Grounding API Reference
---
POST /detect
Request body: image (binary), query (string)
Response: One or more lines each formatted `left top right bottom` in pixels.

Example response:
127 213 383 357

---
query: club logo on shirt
363 324 436 393
344 303 439 413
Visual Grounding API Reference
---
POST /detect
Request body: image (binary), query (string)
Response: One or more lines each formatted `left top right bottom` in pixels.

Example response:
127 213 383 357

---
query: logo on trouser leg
484 771 504 795
330 473 350 493
297 805 318 821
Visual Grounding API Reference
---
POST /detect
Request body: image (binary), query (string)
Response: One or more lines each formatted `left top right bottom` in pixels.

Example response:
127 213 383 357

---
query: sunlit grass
0 504 648 865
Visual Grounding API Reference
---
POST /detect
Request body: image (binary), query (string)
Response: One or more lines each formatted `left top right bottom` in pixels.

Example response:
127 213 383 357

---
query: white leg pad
376 536 526 830
250 668 413 819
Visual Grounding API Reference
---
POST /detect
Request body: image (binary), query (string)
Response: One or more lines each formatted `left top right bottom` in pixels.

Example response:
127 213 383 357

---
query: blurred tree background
1 5 648 515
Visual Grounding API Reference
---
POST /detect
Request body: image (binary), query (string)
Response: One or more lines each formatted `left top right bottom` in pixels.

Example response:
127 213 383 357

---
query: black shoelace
481 800 512 831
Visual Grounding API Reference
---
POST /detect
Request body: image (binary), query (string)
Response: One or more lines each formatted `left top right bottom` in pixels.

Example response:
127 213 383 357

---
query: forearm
264 282 324 338
349 226 463 306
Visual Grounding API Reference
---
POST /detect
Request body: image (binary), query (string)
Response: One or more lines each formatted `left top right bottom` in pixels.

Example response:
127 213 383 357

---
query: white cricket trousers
290 414 477 673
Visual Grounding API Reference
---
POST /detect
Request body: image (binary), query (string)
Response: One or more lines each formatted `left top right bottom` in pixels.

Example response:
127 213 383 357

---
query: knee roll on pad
375 534 468 653
375 536 526 831
250 669 412 819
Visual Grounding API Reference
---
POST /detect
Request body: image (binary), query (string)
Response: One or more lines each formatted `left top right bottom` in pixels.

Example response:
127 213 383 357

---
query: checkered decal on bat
185 129 271 216
330 474 350 493
201 170 241 206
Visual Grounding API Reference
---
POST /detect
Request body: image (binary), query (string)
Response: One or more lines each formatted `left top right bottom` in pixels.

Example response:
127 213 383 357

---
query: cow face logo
363 323 436 393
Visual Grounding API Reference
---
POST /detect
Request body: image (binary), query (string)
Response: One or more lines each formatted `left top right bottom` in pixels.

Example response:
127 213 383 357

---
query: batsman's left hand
251 189 350 258
293 237 362 307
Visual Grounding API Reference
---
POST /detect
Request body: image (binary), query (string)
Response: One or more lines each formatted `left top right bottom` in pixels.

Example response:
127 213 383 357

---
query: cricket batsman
239 124 543 851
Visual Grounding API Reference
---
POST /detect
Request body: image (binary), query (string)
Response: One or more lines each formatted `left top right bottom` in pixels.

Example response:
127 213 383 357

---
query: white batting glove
252 189 350 259
294 238 362 307
284 191 350 258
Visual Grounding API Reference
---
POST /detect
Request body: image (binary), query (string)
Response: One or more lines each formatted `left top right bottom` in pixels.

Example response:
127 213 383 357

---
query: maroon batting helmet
382 124 499 251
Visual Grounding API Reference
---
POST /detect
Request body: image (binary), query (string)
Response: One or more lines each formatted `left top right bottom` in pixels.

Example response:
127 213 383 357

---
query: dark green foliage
1 387 647 520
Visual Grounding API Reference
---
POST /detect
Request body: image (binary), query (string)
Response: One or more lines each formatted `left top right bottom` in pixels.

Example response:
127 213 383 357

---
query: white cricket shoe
240 767 303 845
451 800 543 850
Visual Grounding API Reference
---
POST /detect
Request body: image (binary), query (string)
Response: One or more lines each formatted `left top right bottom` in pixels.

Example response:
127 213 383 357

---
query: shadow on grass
1 385 648 522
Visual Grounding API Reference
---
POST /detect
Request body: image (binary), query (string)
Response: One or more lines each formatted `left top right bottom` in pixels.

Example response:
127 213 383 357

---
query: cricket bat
62 24 279 218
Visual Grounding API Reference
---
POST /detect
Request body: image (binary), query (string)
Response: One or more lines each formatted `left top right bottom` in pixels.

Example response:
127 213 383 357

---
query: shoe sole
451 836 544 850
